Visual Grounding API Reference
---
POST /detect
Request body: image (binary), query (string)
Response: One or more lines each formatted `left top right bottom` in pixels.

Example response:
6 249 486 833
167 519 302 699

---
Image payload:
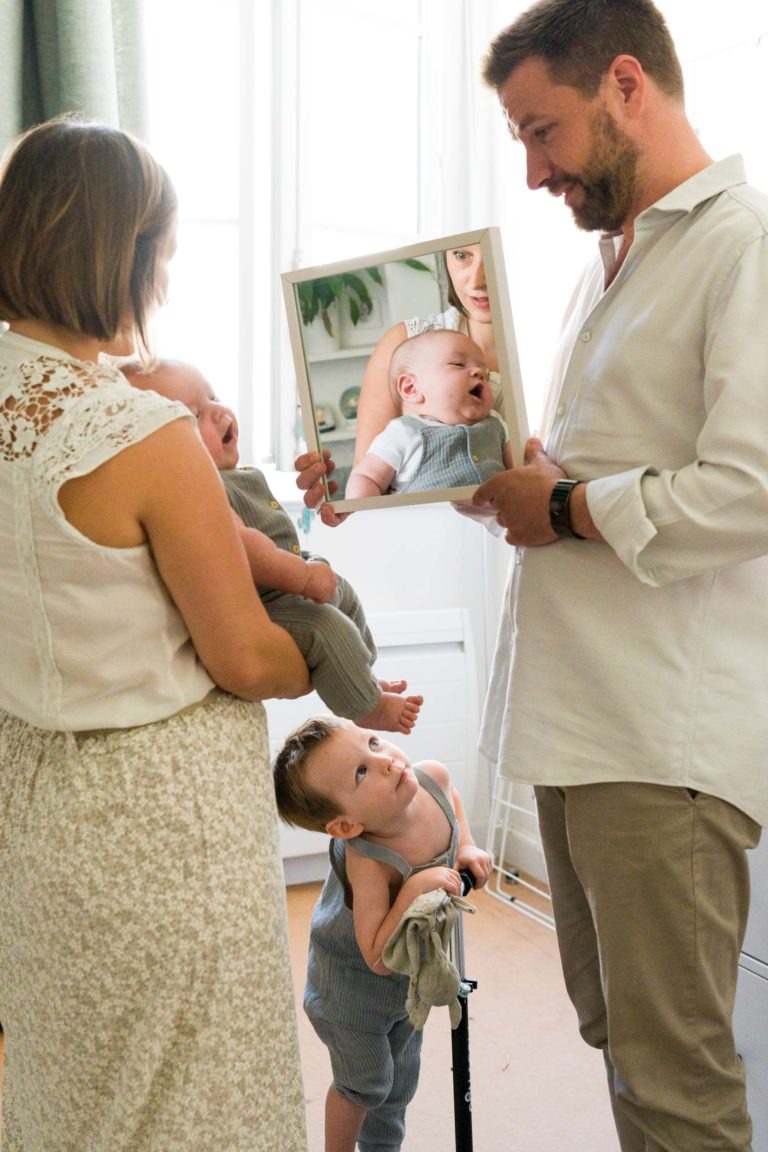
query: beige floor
287 878 619 1152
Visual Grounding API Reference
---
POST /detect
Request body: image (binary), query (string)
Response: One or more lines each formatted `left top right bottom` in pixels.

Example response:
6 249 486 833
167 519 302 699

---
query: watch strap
549 478 585 539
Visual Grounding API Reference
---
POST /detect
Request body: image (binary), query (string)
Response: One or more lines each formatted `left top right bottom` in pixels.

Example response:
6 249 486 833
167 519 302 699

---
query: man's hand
473 436 565 546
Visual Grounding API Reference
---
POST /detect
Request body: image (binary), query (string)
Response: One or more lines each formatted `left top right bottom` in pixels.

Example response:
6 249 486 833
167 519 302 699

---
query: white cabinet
735 837 768 1151
263 497 510 884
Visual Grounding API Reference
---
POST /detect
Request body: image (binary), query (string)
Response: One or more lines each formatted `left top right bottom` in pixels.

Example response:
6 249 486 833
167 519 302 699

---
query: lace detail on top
1 351 189 519
404 305 462 339
0 336 202 729
0 355 122 461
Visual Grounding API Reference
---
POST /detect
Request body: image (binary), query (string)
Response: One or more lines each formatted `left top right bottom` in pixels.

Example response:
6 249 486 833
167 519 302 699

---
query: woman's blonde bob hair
0 116 177 358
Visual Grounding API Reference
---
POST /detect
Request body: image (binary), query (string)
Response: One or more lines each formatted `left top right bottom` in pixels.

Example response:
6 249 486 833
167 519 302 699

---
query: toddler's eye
355 765 367 784
368 736 380 751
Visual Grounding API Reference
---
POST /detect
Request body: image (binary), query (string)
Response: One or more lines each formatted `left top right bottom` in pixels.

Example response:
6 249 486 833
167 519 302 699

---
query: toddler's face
303 720 418 836
405 332 492 426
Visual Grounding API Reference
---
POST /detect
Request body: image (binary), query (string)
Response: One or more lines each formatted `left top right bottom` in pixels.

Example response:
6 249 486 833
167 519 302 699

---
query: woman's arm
60 418 310 701
354 321 408 464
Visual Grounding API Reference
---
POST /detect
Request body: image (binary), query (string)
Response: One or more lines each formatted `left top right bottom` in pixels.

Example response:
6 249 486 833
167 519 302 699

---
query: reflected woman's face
445 245 491 325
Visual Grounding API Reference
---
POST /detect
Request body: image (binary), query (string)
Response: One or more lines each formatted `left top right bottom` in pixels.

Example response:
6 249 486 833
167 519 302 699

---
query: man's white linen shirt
481 156 768 826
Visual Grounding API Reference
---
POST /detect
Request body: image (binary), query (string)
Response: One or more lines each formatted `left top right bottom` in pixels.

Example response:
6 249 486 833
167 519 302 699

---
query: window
142 1 768 465
142 0 499 473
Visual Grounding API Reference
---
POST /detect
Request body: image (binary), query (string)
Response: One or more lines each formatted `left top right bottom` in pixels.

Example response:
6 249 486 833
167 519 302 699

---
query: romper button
472 454 479 462
581 330 592 342
556 405 565 416
270 500 279 508
291 544 301 554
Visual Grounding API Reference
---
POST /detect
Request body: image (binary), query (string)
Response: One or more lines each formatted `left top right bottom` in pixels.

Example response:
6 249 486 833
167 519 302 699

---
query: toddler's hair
273 715 343 833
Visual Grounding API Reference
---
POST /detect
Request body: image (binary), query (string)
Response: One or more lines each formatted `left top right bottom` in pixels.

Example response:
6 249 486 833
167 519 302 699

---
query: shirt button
472 454 480 462
291 544 301 554
556 405 565 416
270 500 280 508
581 330 592 342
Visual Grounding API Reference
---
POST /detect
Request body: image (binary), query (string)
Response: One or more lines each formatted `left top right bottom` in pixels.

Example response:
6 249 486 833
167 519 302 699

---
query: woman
0 118 309 1151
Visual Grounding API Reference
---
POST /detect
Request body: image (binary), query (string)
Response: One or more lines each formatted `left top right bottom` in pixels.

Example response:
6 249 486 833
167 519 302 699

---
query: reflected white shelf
307 345 375 364
318 428 356 444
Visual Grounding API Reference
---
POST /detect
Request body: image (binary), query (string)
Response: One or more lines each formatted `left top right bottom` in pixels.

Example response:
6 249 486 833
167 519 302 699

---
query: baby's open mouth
469 384 484 399
223 424 235 444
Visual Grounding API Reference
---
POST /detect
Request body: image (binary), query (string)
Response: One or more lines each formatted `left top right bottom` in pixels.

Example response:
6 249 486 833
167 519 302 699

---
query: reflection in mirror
282 228 528 513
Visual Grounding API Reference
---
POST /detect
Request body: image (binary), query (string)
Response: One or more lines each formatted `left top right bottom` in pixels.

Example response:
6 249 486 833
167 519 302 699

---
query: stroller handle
459 868 476 897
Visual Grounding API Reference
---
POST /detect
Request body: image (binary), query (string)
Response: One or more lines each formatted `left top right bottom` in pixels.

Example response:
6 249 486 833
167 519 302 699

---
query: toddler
124 360 421 733
274 715 492 1152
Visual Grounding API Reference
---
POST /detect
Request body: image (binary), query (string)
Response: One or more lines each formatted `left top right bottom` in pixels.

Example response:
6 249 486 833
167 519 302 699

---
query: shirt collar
635 154 747 231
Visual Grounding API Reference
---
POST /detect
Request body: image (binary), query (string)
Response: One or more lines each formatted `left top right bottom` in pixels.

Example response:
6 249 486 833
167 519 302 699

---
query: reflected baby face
137 362 240 470
397 331 492 426
445 245 491 325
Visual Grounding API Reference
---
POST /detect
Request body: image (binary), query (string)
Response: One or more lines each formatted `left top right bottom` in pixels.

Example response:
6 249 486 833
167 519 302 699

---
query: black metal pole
451 983 475 1151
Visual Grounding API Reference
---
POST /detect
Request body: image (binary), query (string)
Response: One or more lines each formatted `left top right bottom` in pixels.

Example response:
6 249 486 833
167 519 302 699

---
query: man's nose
525 142 553 191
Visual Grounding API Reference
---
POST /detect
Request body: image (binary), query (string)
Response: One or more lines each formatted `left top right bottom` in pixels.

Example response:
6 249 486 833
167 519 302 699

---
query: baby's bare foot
357 692 423 735
378 678 407 694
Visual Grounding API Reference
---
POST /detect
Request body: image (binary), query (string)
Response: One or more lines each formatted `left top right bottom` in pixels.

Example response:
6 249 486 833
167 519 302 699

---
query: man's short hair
482 0 683 101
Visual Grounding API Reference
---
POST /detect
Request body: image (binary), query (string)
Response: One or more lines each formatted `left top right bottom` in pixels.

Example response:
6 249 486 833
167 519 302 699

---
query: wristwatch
549 478 585 539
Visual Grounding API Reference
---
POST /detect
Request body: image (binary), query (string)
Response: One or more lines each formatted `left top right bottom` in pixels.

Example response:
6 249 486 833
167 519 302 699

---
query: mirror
282 227 528 513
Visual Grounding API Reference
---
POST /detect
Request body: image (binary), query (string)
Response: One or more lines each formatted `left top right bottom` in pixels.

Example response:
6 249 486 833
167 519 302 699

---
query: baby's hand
455 845 494 890
301 561 337 604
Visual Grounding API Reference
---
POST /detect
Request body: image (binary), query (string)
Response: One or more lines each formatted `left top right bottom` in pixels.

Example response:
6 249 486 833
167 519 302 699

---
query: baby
347 329 512 498
273 716 493 1152
124 359 421 734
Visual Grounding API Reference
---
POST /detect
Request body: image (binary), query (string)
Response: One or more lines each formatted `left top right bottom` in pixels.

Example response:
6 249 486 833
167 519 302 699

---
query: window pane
143 0 240 220
297 0 422 260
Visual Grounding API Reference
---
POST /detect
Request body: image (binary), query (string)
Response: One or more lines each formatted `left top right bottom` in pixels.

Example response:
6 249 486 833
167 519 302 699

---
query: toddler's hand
405 866 462 901
455 845 494 889
302 561 337 604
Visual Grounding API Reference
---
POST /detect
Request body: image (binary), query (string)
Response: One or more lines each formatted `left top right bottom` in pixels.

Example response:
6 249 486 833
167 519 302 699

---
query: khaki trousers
534 783 761 1152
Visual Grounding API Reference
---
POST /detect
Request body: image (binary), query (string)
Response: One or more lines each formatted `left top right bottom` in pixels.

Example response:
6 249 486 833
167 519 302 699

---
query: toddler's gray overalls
304 769 459 1151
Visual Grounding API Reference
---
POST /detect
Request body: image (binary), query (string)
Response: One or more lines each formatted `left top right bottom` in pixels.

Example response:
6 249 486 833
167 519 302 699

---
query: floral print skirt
0 691 307 1151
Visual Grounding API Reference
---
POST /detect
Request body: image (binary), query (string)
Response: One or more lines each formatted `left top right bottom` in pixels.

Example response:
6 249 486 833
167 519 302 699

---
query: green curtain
0 0 146 153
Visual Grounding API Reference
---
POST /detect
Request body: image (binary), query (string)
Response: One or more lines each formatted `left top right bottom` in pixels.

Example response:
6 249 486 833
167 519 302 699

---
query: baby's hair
273 716 343 833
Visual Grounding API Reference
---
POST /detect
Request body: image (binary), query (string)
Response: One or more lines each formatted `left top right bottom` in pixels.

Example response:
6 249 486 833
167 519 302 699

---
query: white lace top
0 326 214 730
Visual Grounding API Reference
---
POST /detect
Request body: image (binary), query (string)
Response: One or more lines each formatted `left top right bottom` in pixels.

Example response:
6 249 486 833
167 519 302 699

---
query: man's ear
605 54 645 116
325 815 364 839
397 373 423 406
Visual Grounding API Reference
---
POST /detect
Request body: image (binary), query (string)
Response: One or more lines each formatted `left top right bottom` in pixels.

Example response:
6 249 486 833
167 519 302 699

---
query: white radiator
265 607 480 885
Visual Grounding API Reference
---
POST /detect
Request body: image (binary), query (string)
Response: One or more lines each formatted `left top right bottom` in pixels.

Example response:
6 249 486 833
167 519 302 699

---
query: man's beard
553 106 641 233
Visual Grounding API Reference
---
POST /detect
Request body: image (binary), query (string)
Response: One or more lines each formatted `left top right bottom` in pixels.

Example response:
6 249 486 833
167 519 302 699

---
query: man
473 2 768 1150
